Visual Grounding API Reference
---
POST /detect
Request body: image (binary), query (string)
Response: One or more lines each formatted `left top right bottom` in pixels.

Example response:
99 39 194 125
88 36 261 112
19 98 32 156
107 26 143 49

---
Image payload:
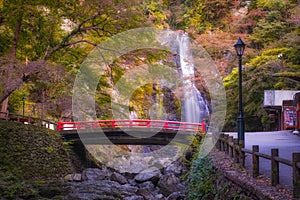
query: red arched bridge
57 119 206 145
0 112 206 145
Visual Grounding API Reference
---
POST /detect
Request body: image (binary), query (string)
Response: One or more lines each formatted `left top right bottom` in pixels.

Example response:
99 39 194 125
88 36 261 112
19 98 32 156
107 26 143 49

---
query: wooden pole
224 134 229 154
271 148 279 186
220 133 224 151
293 153 300 198
239 140 245 167
228 136 233 158
252 145 259 178
233 138 239 163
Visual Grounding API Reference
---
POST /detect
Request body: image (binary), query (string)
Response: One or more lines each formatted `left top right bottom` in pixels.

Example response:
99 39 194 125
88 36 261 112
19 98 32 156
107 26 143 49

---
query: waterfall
176 32 210 123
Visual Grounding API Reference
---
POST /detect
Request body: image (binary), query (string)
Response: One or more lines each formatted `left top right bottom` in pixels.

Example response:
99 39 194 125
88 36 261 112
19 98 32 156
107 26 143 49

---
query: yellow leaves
100 13 108 18
246 47 291 68
223 68 238 87
262 47 291 56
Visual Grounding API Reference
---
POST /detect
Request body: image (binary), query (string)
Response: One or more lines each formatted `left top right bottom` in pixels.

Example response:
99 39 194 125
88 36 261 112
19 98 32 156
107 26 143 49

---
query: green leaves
256 0 290 10
141 1 168 28
250 19 288 46
224 43 299 131
187 156 216 200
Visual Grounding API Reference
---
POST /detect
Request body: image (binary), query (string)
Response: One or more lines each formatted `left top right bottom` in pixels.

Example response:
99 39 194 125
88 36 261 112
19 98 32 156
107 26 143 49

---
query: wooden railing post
215 133 221 150
233 138 239 163
292 153 300 198
271 148 279 186
228 136 233 158
252 145 259 178
219 133 224 151
239 140 245 167
224 134 229 154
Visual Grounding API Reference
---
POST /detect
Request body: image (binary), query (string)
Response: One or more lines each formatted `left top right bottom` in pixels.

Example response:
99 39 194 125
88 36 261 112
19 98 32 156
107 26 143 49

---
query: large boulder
124 196 144 200
163 160 186 176
82 168 111 181
64 173 83 182
137 187 156 199
166 191 186 200
66 180 139 200
134 167 161 184
111 172 128 185
137 181 155 190
157 174 185 196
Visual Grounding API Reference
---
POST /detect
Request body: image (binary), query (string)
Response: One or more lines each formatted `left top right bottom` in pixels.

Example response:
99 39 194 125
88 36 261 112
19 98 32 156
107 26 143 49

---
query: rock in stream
64 160 187 200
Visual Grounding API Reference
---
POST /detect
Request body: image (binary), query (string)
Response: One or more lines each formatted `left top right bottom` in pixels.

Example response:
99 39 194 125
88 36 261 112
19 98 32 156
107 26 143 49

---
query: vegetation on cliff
0 120 72 199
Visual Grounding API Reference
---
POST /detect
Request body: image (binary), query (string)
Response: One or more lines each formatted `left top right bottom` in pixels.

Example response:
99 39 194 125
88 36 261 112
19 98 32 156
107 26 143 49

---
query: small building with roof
263 90 300 131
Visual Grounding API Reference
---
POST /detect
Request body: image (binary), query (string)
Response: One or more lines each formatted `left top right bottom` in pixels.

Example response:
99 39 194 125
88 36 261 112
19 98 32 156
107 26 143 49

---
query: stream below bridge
64 145 189 200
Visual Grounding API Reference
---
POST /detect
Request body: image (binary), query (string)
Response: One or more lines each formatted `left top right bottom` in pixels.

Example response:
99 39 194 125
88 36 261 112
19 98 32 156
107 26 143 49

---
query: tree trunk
0 98 8 118
1 16 22 113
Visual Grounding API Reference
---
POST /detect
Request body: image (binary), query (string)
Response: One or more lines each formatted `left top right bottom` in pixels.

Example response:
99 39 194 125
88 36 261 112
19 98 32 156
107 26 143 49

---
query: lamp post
234 38 246 146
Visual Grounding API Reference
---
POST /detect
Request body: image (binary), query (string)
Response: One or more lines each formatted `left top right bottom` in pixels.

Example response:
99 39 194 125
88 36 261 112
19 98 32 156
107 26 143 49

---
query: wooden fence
0 111 57 130
217 133 300 198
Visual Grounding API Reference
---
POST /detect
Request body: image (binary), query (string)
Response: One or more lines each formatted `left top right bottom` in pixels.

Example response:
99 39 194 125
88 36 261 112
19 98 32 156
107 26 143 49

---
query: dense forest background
0 0 299 131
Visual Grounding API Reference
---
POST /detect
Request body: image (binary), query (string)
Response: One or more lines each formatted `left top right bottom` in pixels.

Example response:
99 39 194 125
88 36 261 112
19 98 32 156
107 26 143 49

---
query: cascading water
176 32 210 123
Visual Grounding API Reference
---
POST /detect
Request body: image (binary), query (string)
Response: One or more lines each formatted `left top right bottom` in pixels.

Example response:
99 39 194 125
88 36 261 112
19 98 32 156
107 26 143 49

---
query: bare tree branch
44 11 105 60
57 39 98 49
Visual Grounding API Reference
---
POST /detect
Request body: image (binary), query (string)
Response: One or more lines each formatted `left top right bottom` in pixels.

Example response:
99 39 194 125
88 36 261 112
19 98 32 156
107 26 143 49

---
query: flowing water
87 31 211 172
176 32 210 123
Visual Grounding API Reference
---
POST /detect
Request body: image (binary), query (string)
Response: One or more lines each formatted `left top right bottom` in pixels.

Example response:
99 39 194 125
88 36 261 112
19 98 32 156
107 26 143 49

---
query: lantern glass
234 38 246 56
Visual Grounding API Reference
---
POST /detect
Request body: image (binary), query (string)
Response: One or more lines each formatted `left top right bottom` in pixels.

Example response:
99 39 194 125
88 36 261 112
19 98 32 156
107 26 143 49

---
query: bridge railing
57 119 207 132
0 111 57 130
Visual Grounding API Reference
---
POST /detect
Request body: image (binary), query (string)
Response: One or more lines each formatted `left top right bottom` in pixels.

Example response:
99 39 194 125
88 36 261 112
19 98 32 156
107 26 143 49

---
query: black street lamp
234 37 246 146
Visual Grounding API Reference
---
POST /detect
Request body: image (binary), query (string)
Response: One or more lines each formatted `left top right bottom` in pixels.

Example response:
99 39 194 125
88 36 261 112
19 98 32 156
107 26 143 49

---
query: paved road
226 130 300 189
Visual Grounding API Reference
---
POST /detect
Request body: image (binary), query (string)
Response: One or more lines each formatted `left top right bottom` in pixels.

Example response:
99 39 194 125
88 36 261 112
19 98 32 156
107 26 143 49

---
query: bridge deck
60 127 201 145
58 120 205 145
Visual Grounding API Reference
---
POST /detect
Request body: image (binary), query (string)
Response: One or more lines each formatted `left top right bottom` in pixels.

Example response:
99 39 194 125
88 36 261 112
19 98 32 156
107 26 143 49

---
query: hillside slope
0 120 72 199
